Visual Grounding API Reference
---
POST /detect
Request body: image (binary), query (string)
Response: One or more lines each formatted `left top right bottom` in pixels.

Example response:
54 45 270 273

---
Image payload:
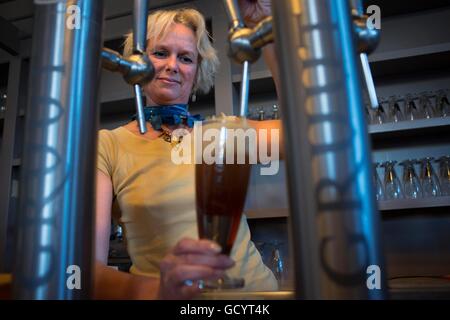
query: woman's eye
153 51 167 58
180 56 193 64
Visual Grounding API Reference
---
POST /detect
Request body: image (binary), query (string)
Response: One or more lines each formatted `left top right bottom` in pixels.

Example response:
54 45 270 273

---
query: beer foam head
200 115 254 162
202 114 250 129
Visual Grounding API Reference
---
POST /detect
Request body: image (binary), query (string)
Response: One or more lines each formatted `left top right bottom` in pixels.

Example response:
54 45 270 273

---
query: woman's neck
122 121 191 141
122 121 161 140
145 96 188 107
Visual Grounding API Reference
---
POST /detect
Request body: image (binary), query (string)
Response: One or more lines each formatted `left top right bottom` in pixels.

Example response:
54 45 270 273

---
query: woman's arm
262 43 281 98
94 170 159 299
248 118 284 161
239 1 284 159
254 44 284 160
93 171 234 300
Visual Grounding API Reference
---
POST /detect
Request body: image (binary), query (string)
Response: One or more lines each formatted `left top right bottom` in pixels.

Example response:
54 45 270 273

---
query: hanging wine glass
419 92 437 119
436 156 450 196
381 161 404 200
387 95 404 123
372 103 387 125
436 90 450 118
373 162 385 201
419 157 441 197
404 94 422 121
399 160 423 199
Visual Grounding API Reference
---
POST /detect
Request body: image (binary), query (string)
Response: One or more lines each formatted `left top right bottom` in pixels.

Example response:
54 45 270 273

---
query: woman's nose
165 54 179 73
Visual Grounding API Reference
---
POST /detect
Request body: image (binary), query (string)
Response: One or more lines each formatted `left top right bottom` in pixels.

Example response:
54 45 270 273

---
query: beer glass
419 92 437 119
373 162 385 201
404 94 422 121
195 115 252 289
436 90 450 118
387 95 404 123
399 160 423 199
371 104 387 125
381 161 403 200
436 156 450 196
419 157 441 197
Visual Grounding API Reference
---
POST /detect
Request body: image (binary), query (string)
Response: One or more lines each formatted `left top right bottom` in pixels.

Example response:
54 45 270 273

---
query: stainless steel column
12 0 104 299
272 0 386 299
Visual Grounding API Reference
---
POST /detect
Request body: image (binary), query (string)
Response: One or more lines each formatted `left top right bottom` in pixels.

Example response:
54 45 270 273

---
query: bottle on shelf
272 104 279 120
258 107 265 121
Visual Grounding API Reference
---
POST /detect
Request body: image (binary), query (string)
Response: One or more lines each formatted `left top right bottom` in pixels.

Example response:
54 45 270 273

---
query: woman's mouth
158 77 180 85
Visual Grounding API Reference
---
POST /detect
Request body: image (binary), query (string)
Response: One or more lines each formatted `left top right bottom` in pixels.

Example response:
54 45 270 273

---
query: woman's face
144 23 199 105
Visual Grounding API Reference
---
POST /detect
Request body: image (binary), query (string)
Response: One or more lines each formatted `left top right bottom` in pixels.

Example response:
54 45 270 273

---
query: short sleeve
97 129 116 178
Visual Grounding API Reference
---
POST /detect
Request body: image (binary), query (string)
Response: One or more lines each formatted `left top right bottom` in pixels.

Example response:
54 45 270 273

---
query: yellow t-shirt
97 126 278 291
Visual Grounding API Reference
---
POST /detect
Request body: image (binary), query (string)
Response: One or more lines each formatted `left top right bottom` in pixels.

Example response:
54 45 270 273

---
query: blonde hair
123 8 219 95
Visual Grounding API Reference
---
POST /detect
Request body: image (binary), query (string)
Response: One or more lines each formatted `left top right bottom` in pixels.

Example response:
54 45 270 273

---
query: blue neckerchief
131 104 204 130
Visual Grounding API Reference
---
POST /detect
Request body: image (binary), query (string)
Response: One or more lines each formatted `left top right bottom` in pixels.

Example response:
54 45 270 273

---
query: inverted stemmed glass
419 157 441 198
371 104 387 125
436 156 450 196
399 160 423 199
436 90 450 118
373 162 385 201
404 94 423 121
381 161 403 200
387 95 404 123
419 92 437 119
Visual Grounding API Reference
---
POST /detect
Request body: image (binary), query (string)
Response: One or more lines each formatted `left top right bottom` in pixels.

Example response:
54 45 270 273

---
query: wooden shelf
246 196 450 219
245 208 289 220
232 69 272 83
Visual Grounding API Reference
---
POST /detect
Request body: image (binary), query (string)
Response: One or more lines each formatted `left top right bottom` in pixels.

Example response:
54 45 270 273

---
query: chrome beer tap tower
12 0 154 299
223 0 386 299
12 0 386 299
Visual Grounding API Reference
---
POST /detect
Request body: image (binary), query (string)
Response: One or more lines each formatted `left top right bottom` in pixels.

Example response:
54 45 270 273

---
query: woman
95 1 280 300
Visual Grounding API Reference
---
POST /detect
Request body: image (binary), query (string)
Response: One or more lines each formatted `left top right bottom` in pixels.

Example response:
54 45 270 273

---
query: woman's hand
158 238 235 300
238 0 272 28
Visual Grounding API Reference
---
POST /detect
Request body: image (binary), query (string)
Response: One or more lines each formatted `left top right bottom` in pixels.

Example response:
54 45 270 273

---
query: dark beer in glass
195 116 252 289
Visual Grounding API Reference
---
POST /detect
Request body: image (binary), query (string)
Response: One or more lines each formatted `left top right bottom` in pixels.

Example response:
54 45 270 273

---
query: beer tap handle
133 0 149 55
351 0 380 110
223 0 245 31
360 53 379 110
133 0 150 134
240 61 251 117
223 0 251 118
